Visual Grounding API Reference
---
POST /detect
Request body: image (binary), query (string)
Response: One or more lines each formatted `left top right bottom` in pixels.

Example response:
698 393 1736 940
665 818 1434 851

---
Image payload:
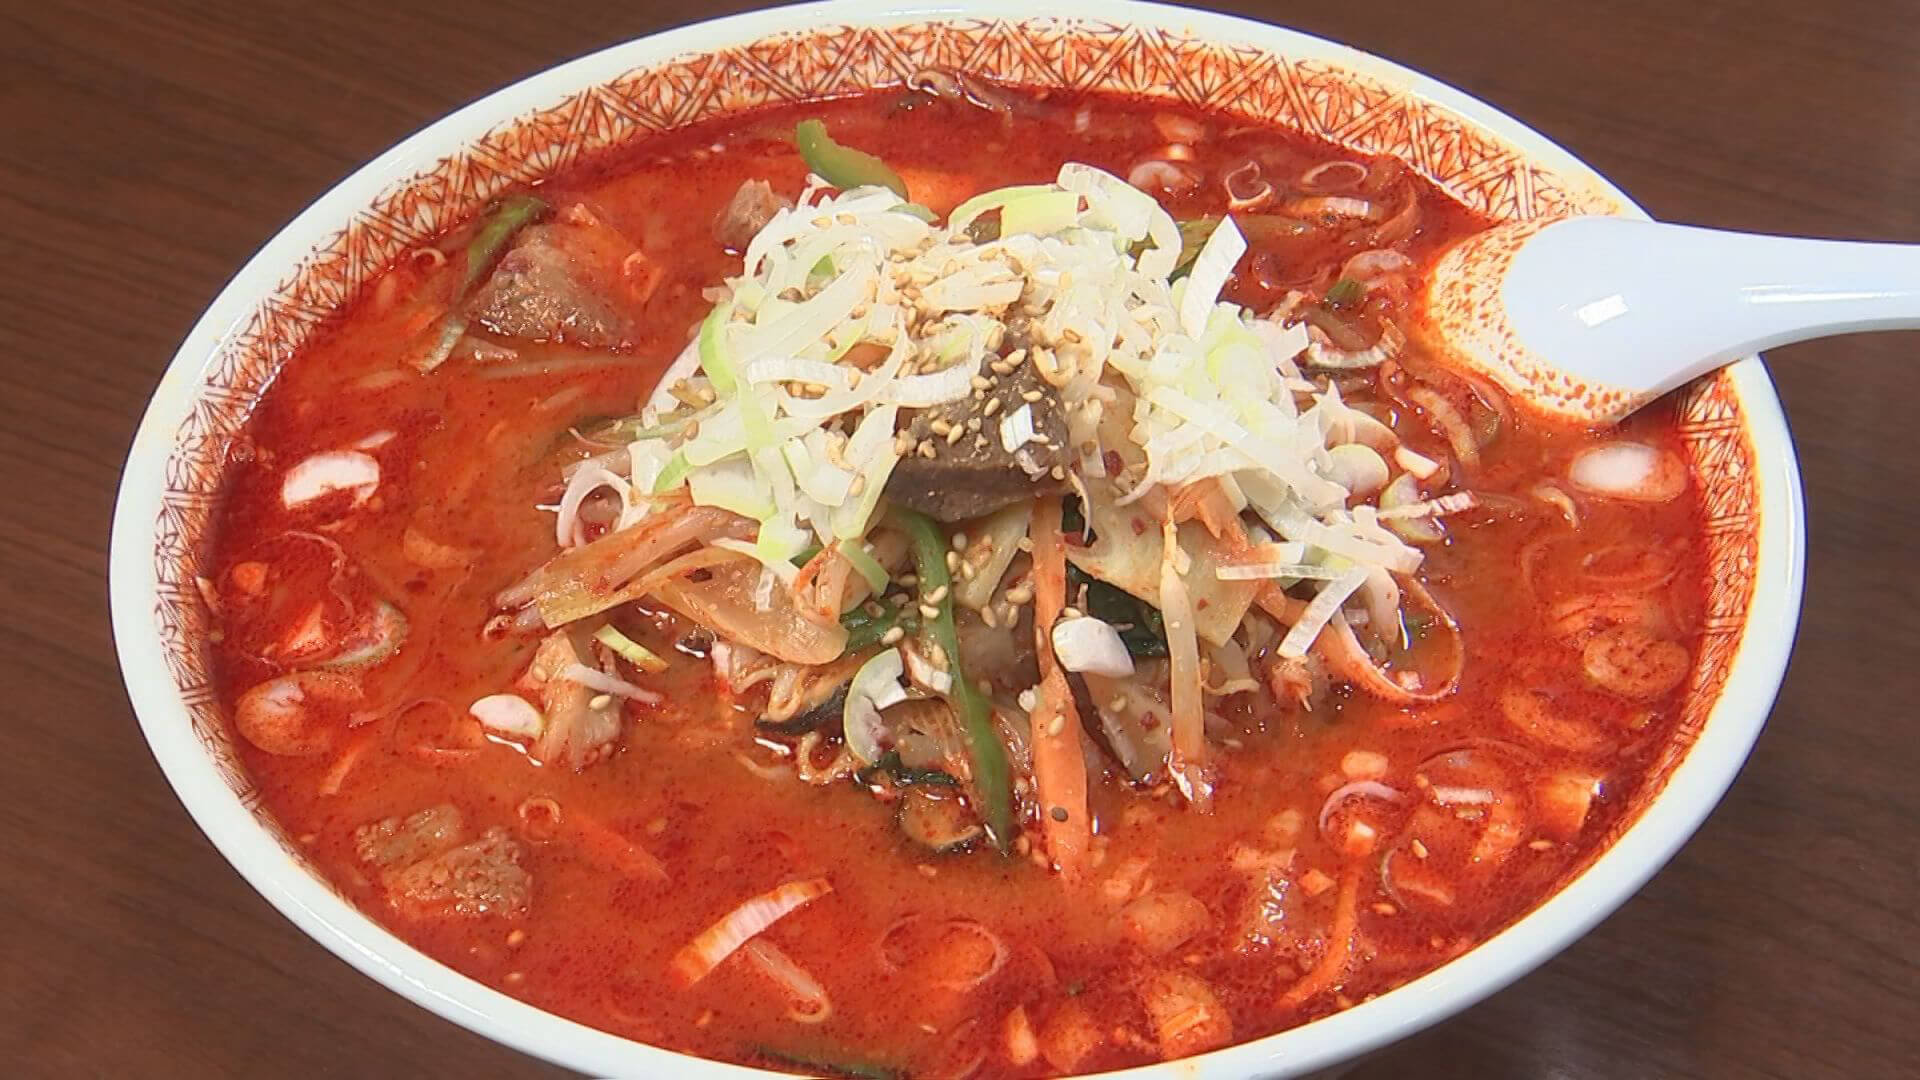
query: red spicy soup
205 81 1707 1077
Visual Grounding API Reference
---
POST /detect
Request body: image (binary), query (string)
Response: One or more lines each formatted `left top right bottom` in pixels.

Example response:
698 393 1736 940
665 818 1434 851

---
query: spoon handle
1506 217 1920 394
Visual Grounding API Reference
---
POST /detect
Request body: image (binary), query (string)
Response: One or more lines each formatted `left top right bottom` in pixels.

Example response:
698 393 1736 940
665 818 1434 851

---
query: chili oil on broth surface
204 84 1708 1078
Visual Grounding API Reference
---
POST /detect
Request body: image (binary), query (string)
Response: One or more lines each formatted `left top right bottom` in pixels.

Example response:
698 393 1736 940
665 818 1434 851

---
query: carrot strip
1030 497 1091 883
1278 867 1361 1008
670 877 834 987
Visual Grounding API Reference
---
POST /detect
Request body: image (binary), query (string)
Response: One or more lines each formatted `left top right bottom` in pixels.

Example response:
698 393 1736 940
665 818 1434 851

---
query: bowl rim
108 1 1806 1076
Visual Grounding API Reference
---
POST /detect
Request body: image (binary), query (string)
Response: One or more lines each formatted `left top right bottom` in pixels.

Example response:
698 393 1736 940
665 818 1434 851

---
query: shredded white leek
547 161 1455 631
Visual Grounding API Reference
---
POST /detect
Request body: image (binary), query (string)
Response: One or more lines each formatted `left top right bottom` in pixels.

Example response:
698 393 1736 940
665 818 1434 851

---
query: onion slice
469 693 544 739
282 451 380 510
742 939 833 1024
1317 779 1406 839
669 877 834 987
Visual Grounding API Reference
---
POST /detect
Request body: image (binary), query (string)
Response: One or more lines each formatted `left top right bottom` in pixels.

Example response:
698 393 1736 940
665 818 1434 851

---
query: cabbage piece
653 561 847 665
1065 480 1257 647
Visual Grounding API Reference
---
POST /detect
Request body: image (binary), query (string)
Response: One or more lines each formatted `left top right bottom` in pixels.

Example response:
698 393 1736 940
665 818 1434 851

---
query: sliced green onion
1381 473 1443 543
593 625 669 673
1000 189 1081 237
460 195 548 298
1170 216 1222 278
947 183 1056 234
886 506 1012 852
697 301 738 397
837 539 890 594
651 451 692 494
794 119 908 199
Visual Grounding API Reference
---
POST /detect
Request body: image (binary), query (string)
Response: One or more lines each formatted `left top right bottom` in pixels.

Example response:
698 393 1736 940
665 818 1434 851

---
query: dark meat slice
885 361 1072 521
714 179 790 252
385 827 532 919
463 205 637 348
353 804 465 871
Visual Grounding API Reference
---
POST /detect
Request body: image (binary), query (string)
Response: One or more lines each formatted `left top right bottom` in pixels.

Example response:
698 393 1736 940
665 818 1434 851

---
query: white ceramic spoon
1422 216 1920 425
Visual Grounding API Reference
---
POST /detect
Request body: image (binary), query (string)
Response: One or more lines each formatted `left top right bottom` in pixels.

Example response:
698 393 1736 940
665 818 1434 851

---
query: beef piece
385 827 531 918
463 208 635 348
353 804 465 871
713 179 790 251
884 360 1072 521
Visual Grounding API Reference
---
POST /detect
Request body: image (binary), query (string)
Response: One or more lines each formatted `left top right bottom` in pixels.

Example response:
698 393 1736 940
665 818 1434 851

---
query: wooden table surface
6 0 1917 1076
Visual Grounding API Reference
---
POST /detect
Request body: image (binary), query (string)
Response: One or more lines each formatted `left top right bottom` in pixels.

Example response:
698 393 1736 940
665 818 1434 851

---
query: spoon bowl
1422 215 1920 424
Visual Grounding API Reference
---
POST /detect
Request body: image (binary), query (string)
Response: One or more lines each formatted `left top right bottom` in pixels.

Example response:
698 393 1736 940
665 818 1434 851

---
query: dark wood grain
4 0 1915 1076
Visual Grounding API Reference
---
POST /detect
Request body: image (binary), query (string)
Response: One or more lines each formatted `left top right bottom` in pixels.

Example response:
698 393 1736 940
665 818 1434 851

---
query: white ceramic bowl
109 2 1805 1076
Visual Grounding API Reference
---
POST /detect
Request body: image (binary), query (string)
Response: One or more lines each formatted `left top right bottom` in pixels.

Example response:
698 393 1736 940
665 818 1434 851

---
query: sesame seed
507 929 528 948
1410 838 1430 859
1047 715 1066 737
920 603 942 619
1005 584 1034 605
925 584 949 604
971 376 992 391
880 626 906 645
899 573 918 586
1005 348 1028 366
946 550 961 572
983 397 1003 416
946 424 965 445
588 694 614 711
1372 902 1398 916
1528 838 1556 851
990 360 1016 376
1022 389 1044 403
929 418 953 436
